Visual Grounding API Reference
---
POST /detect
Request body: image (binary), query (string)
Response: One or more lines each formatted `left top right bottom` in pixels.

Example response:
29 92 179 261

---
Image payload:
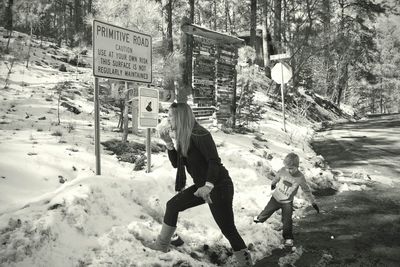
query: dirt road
254 115 400 267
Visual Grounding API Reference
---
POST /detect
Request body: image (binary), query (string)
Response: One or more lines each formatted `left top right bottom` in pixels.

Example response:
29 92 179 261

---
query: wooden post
232 53 238 128
131 99 138 134
179 17 193 103
122 82 129 142
94 77 101 175
132 83 139 134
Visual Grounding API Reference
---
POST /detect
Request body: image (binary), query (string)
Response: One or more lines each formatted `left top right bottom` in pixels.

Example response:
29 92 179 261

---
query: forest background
1 0 400 115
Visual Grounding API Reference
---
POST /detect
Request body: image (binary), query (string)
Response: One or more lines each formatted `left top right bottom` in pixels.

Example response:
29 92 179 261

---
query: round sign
271 62 292 84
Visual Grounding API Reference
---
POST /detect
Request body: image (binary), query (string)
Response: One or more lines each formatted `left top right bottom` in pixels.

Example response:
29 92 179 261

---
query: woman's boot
149 223 176 252
233 248 253 267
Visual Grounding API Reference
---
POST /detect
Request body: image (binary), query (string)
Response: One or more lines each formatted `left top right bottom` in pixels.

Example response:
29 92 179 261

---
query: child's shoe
253 216 262 223
284 239 294 247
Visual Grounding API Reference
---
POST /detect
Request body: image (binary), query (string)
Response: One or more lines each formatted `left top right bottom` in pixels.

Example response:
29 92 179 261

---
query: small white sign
93 20 152 83
139 87 159 128
271 62 293 84
270 53 291 61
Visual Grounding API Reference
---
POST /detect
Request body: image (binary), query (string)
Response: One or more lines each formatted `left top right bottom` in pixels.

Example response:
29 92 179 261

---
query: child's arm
299 175 317 204
299 176 320 213
270 168 283 190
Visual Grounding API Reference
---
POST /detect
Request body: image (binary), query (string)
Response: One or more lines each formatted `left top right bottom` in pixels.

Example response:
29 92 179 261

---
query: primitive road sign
138 87 159 128
93 20 152 83
271 62 293 84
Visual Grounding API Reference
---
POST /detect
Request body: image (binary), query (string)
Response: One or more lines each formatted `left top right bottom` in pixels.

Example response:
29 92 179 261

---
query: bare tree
262 0 271 76
4 0 14 53
273 0 282 53
250 0 257 49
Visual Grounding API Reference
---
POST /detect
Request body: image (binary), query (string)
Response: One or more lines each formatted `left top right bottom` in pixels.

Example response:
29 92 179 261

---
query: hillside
0 29 354 266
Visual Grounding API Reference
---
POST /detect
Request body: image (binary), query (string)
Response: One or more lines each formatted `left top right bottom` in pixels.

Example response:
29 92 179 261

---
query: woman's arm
167 148 178 168
192 133 221 185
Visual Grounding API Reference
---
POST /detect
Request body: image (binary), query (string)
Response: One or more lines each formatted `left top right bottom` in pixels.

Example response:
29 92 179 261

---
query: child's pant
163 184 247 251
257 196 294 239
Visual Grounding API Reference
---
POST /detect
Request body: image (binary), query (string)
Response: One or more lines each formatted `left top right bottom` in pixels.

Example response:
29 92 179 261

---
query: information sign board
93 20 152 83
270 53 291 61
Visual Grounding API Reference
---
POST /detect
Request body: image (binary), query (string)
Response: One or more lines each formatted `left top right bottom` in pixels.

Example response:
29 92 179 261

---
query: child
254 152 319 247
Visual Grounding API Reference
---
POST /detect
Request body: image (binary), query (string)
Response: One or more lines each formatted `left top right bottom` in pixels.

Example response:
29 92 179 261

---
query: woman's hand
160 131 173 145
194 185 213 204
157 118 174 149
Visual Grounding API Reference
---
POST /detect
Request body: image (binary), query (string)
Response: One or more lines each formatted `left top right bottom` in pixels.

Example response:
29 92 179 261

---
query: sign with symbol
271 62 293 84
139 87 159 128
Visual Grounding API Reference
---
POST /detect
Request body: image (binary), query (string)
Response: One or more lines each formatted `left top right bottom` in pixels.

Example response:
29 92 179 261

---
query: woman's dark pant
163 184 247 251
257 196 293 239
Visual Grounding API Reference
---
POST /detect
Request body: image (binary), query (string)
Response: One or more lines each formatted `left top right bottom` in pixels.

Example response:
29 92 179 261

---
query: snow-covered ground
0 37 351 266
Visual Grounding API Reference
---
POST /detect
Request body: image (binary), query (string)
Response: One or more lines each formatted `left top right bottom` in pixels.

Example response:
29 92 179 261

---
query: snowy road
255 114 400 266
313 114 400 185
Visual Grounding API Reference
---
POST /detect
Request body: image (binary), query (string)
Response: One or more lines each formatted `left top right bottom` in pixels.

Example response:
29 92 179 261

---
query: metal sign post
146 128 151 173
270 54 292 132
94 77 101 174
280 63 287 132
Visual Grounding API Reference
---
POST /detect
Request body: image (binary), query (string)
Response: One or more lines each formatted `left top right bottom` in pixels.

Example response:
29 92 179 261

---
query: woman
153 102 252 267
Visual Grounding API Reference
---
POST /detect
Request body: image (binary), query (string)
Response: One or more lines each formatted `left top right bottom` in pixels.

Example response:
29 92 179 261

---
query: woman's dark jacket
167 122 233 191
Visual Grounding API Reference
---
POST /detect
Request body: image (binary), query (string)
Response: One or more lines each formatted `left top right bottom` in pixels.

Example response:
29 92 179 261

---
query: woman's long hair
170 103 195 157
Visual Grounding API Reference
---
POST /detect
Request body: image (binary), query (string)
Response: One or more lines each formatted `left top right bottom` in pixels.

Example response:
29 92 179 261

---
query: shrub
51 130 63 136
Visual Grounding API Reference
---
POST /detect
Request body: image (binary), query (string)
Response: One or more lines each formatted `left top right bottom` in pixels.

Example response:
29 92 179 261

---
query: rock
59 64 67 72
58 175 66 183
61 101 81 114
312 155 326 168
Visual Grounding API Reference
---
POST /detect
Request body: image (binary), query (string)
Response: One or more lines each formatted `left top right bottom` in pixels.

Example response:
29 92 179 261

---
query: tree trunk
189 0 194 22
26 20 33 68
86 0 93 44
122 83 129 142
232 6 236 33
178 17 193 103
371 91 375 114
57 93 61 125
118 101 124 130
334 61 348 106
166 0 173 52
262 0 271 76
331 0 347 105
273 0 282 53
213 0 217 30
187 2 195 101
4 59 15 88
250 0 257 49
224 0 229 32
380 78 383 113
322 0 333 97
227 0 234 33
68 4 74 47
163 0 175 94
5 0 14 53
74 0 83 41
